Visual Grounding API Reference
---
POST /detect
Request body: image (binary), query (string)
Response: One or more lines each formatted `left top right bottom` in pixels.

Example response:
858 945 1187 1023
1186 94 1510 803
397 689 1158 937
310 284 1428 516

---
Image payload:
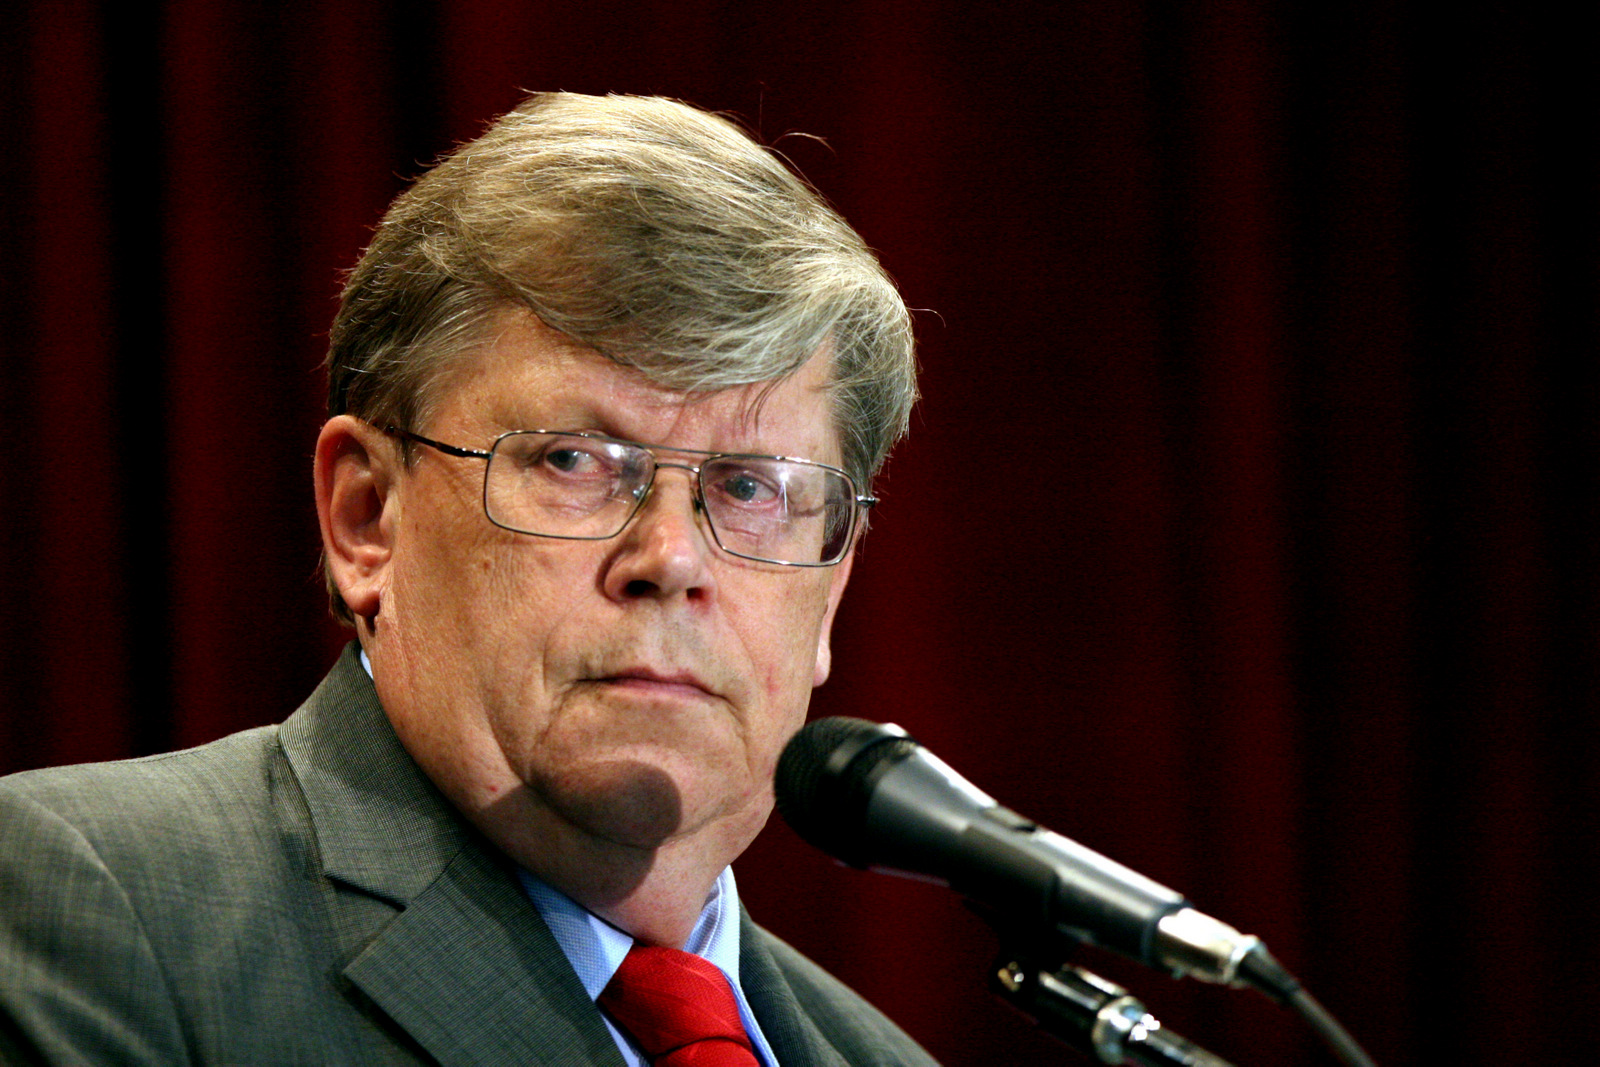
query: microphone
774 716 1267 990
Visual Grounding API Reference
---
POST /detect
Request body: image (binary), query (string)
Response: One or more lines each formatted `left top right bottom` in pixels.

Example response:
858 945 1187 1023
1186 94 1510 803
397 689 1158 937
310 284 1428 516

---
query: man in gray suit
0 93 934 1065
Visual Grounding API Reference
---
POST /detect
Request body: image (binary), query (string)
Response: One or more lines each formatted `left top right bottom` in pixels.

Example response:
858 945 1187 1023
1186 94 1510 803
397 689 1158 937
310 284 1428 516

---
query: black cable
1238 945 1377 1067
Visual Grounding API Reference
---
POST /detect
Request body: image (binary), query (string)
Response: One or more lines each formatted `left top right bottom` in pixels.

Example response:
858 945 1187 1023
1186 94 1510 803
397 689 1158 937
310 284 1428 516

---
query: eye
529 437 628 480
543 446 594 474
719 470 780 505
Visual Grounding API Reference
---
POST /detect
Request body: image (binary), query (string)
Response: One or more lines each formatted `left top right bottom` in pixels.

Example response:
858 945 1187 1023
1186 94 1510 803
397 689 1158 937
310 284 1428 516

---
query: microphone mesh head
775 716 912 865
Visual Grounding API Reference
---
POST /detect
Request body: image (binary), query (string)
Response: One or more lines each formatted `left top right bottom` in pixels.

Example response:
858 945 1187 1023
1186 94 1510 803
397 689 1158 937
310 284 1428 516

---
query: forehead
433 312 841 461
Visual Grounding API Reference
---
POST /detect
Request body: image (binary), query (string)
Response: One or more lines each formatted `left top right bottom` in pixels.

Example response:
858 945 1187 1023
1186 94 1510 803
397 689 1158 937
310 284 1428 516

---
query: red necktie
598 945 761 1066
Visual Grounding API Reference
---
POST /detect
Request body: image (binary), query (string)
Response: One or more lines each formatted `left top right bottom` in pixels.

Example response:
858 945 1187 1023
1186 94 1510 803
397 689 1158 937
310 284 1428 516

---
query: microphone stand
990 951 1236 1067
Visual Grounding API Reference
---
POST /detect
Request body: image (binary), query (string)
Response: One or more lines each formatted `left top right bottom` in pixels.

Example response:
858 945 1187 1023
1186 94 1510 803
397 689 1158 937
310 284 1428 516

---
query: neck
465 784 766 948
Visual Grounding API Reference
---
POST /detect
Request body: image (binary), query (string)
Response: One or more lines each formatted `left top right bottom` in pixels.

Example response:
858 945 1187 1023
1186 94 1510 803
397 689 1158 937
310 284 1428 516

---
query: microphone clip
989 950 1237 1067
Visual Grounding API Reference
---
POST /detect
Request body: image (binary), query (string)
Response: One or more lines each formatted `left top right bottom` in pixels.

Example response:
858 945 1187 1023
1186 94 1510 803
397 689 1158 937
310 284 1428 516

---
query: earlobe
812 549 856 688
315 416 398 621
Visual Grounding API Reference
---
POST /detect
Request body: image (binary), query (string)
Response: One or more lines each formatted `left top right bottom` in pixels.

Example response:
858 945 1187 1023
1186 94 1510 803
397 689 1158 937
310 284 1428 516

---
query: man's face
366 310 854 869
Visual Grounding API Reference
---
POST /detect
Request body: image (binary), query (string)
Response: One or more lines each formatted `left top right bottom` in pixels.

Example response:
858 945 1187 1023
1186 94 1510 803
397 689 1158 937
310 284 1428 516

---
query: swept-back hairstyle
325 92 916 620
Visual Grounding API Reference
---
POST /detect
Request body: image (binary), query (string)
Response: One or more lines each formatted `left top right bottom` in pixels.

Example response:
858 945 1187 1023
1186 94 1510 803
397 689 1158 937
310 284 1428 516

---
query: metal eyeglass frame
382 425 875 567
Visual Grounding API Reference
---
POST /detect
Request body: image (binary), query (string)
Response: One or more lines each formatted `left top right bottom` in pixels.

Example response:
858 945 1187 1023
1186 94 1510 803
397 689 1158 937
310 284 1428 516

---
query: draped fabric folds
3 3 1594 1065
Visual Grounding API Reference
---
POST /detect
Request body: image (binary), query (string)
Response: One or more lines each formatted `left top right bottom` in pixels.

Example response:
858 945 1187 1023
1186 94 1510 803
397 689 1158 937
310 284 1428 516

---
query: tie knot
599 945 760 1066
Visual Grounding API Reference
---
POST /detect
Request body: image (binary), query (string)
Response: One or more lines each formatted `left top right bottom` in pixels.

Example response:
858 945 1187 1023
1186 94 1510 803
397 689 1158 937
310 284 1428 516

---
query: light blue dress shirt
518 867 778 1066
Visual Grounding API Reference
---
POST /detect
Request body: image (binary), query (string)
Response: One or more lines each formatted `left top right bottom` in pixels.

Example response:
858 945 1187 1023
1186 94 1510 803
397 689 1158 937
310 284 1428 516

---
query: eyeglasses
384 427 874 567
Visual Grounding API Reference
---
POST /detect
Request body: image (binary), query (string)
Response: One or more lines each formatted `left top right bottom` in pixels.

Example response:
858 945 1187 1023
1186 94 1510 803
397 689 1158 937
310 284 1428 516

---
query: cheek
394 528 493 638
402 493 562 619
388 509 562 712
737 575 834 703
446 542 594 707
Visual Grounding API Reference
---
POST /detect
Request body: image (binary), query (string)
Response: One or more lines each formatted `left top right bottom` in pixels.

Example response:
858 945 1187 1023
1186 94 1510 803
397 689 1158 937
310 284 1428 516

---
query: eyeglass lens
483 432 855 565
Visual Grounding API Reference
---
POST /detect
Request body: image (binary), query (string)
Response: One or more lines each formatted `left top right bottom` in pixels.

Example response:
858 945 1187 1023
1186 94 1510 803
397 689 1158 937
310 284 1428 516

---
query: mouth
594 668 719 702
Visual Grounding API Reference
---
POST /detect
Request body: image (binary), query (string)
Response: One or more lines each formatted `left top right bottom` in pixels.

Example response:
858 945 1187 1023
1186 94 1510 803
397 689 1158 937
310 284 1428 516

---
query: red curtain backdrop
4 3 1596 1064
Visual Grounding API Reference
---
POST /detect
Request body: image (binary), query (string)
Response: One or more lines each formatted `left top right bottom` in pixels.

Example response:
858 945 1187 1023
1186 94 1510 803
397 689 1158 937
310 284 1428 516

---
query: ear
812 547 856 687
315 416 400 623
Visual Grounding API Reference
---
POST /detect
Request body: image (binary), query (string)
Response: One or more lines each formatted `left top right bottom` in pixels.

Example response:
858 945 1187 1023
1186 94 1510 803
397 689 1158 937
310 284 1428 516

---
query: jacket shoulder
0 727 305 1066
2 723 284 818
0 651 431 1064
0 724 305 886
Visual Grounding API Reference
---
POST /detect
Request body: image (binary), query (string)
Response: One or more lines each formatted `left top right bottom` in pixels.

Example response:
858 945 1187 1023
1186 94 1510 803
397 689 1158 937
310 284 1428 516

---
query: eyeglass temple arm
383 426 491 460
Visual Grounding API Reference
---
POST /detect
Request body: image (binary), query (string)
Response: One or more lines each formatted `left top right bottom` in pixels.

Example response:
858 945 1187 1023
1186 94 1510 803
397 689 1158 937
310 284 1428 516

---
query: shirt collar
517 865 743 998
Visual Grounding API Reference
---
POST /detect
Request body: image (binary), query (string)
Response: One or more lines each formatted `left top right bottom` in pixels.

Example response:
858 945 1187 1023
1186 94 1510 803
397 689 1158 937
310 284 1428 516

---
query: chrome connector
1036 967 1149 1064
1155 907 1262 986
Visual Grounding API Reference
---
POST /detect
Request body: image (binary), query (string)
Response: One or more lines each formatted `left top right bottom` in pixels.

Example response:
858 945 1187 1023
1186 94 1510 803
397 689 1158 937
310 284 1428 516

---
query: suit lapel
279 645 624 1066
279 645 465 904
343 843 624 1066
739 910 850 1067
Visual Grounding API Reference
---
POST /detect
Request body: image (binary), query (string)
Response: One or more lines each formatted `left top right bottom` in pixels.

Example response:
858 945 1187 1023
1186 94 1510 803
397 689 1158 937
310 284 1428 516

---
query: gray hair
324 92 916 620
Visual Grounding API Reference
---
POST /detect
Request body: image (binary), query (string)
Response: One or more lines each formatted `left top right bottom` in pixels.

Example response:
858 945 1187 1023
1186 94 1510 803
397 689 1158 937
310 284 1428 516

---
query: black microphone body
776 717 1260 986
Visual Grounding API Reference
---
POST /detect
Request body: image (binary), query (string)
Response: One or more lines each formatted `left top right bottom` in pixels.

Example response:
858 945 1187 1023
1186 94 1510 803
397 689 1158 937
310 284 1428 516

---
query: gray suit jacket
0 645 937 1065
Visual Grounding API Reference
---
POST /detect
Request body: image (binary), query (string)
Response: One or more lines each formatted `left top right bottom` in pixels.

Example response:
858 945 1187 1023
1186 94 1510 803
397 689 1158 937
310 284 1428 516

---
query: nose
600 465 717 603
